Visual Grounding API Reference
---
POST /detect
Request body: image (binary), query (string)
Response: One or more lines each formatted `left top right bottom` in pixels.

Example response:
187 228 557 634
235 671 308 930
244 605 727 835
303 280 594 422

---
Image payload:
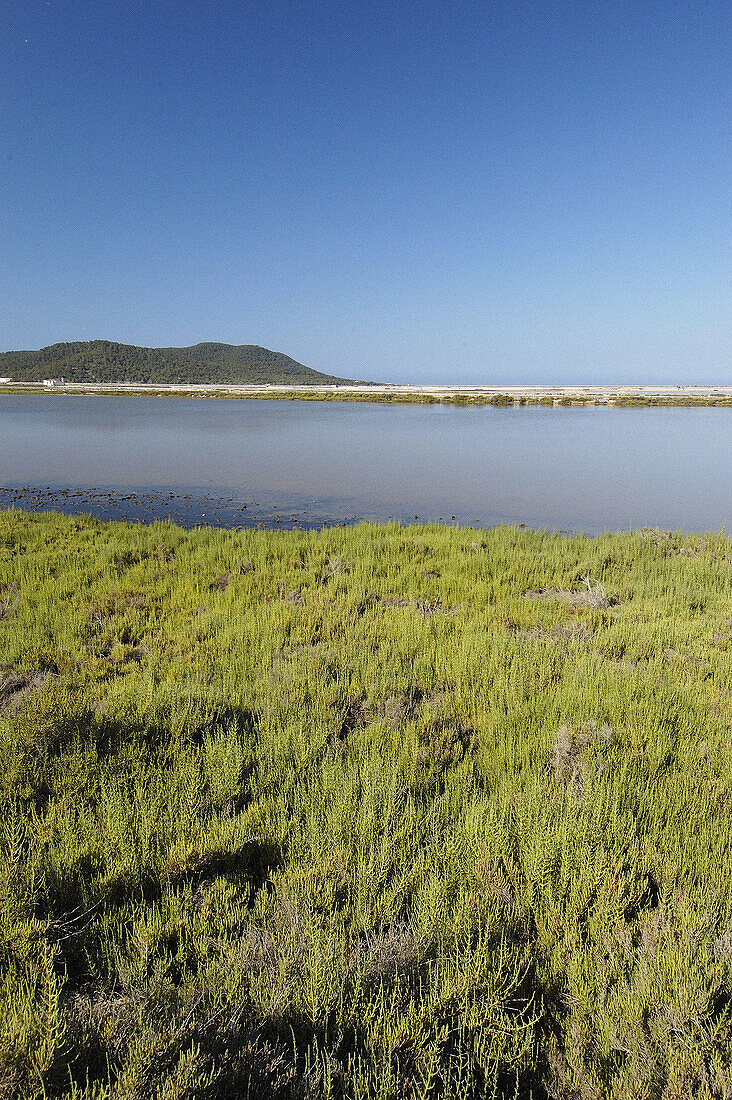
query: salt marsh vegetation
1 511 731 1098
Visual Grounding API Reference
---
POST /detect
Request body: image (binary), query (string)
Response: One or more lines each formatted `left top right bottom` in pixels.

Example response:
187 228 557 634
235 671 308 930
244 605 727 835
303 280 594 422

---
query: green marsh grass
1 511 731 1098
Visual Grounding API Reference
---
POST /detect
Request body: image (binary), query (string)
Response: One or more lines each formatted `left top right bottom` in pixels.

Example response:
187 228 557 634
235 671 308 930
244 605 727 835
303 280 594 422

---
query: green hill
0 340 360 385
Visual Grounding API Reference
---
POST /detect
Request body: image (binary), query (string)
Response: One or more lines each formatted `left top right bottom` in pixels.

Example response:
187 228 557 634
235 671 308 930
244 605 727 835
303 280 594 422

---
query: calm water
1 395 730 533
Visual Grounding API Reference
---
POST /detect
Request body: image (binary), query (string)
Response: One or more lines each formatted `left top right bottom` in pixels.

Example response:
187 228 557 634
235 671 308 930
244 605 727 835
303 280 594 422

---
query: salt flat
3 381 732 402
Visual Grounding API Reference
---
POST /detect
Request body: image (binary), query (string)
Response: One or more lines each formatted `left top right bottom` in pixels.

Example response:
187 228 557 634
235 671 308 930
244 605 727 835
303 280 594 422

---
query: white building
0 378 11 384
42 378 66 387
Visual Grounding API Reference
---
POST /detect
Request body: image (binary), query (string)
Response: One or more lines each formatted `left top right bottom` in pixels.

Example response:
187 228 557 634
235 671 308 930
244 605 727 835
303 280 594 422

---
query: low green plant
1 511 731 1097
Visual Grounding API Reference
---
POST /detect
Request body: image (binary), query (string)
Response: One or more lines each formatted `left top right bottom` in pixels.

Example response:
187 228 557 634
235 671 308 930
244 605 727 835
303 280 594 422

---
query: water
0 395 730 533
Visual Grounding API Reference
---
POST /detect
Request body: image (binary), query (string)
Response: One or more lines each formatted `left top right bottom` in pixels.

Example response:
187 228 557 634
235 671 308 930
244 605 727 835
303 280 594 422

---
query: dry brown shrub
414 595 459 618
322 556 353 579
336 697 370 741
0 584 19 621
714 932 732 959
0 668 54 715
379 593 409 608
337 687 446 740
360 921 426 987
524 577 618 610
550 721 613 800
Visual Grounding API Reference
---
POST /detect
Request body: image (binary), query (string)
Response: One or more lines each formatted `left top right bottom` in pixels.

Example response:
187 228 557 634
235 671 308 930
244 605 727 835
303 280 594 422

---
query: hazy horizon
0 337 730 389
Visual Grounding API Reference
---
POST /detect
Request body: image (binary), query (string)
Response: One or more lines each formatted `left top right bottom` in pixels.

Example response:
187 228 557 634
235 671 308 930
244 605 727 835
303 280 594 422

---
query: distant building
42 378 66 387
0 378 11 384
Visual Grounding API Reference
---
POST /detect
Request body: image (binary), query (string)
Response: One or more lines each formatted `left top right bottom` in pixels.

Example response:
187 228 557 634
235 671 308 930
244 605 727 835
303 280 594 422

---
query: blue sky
2 0 729 383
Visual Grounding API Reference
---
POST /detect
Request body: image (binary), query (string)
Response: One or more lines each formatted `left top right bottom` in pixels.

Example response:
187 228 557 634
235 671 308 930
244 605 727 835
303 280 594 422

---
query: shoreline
1 381 731 406
1 490 726 537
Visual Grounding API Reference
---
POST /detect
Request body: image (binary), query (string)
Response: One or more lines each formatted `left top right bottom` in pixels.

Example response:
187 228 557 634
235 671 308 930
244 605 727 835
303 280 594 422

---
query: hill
0 340 359 385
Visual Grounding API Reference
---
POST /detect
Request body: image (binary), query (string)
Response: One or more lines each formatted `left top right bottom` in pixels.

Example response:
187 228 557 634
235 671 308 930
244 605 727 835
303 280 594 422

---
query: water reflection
1 396 729 532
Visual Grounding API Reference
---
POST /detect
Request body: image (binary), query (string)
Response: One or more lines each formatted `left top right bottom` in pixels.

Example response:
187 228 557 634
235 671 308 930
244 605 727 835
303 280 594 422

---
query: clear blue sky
2 0 729 383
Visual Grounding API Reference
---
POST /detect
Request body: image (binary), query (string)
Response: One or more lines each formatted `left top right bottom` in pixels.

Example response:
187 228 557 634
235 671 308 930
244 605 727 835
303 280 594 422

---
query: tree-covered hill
0 340 361 385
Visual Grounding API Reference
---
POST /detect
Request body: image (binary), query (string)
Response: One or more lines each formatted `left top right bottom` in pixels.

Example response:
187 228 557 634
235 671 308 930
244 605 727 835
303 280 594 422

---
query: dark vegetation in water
0 487 346 531
2 511 732 1098
0 341 361 386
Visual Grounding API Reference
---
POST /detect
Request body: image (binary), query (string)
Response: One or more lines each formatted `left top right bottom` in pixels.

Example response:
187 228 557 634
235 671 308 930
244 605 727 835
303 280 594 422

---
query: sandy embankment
2 382 732 402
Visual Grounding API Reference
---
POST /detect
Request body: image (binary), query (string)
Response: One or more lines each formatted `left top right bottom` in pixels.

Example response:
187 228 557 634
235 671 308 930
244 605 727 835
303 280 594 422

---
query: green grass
1 511 732 1098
